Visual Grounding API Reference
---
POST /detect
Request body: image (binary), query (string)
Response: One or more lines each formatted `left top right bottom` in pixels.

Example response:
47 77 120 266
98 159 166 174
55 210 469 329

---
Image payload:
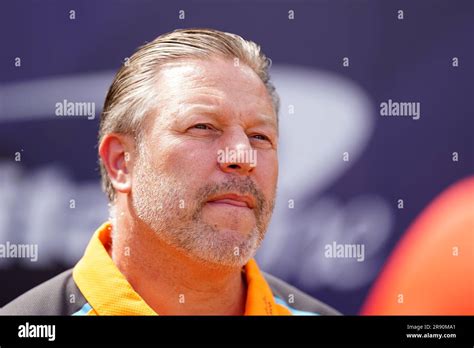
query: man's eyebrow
178 104 278 128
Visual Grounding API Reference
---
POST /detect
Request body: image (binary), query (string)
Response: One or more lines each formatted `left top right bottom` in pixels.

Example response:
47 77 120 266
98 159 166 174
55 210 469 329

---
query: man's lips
206 194 255 209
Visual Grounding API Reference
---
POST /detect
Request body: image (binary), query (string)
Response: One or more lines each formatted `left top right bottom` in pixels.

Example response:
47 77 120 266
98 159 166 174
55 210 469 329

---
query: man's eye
251 134 270 141
192 123 213 130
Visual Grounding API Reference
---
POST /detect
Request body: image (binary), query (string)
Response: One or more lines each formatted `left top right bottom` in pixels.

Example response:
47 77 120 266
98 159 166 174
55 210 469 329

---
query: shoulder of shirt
0 268 87 315
262 271 342 315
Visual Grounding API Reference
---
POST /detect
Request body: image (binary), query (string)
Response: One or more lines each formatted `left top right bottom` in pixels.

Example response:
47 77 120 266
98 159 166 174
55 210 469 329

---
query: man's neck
108 219 248 315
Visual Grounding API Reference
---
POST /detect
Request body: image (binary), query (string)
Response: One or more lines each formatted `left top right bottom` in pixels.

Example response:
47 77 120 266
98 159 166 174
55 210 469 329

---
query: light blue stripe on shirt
72 302 93 316
274 296 320 316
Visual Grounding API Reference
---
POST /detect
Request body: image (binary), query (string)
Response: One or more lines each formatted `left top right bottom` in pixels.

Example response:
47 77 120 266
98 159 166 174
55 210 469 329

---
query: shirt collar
73 222 291 315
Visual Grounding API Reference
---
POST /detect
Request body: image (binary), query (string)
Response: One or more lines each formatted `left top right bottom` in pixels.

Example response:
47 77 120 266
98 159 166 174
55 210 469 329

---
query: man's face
130 57 278 268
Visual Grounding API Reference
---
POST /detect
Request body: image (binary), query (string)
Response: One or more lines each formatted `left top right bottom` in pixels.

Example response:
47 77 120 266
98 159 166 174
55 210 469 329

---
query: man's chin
200 220 257 239
184 228 261 268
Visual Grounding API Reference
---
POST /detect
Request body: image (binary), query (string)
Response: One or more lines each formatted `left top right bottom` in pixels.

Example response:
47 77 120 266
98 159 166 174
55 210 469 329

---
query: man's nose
217 130 256 176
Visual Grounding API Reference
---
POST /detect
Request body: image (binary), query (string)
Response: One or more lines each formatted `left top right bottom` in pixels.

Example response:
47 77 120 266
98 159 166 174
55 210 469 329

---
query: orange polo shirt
72 222 292 315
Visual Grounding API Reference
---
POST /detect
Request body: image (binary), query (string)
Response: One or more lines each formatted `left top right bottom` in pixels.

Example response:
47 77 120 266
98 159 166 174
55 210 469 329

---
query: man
1 28 339 315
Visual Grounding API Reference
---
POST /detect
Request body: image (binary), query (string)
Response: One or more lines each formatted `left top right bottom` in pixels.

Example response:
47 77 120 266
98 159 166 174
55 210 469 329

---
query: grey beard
131 158 275 268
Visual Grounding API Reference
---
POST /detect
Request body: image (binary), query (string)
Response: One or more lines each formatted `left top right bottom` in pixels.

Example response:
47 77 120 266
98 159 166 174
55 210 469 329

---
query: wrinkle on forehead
154 58 276 117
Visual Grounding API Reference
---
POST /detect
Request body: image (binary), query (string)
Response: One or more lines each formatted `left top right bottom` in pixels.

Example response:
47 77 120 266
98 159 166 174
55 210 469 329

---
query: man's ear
99 134 135 195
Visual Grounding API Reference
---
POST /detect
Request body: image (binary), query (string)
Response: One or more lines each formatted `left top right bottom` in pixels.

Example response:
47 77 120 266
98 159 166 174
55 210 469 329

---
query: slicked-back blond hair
99 28 279 202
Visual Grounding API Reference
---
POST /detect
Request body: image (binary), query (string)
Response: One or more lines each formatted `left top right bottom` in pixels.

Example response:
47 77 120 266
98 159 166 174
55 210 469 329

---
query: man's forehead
155 59 276 121
157 60 206 85
156 58 264 93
